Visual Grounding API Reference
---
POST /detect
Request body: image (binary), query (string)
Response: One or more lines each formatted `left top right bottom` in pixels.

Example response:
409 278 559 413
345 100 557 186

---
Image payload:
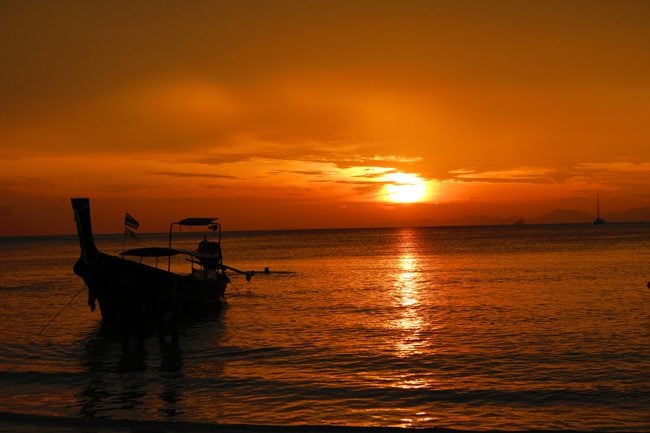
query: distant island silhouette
530 208 594 224
530 207 650 224
434 207 650 227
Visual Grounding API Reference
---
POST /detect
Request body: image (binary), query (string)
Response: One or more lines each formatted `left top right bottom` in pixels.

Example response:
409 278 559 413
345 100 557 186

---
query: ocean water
0 224 649 432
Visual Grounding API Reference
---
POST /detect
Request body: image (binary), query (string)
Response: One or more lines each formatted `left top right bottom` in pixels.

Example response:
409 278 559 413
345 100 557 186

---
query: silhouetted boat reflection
76 308 227 421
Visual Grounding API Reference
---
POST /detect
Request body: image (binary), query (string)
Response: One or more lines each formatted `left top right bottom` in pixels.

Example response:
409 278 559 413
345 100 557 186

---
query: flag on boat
124 213 140 230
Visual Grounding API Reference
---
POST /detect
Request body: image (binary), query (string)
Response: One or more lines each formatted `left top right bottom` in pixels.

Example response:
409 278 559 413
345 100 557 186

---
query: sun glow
383 172 429 203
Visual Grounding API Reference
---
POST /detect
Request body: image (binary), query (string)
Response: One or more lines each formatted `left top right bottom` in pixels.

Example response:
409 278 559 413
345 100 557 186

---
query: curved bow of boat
71 197 99 263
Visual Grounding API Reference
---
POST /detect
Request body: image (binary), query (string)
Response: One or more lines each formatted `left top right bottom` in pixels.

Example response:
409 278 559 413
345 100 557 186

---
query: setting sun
383 172 429 204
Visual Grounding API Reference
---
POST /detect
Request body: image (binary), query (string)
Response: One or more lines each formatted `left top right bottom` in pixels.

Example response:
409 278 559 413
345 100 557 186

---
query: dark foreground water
0 224 649 432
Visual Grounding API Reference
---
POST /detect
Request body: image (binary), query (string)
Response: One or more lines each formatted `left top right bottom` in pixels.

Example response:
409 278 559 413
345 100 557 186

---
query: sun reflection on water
392 231 425 358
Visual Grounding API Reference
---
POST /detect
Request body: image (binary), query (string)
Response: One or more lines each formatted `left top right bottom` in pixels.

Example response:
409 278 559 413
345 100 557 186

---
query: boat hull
73 253 228 323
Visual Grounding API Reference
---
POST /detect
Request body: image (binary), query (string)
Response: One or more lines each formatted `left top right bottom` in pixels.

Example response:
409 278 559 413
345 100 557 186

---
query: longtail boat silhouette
71 198 257 324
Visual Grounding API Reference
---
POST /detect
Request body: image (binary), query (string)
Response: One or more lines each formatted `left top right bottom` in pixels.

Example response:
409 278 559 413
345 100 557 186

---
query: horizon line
3 220 650 239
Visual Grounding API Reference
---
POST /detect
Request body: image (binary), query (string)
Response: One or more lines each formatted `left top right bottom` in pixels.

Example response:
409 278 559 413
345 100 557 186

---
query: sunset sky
1 0 649 235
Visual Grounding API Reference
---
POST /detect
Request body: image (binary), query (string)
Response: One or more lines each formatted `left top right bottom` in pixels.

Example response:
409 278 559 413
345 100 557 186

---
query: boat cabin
121 216 225 279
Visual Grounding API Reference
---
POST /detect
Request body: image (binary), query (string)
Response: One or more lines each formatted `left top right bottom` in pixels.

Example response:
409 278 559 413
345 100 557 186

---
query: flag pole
122 212 139 256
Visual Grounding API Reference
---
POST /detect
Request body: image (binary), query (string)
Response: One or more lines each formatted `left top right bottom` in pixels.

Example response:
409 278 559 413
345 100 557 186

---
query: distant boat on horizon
593 193 606 225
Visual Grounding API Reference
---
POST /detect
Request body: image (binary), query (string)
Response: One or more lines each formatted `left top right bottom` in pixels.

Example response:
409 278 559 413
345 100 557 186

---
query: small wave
152 372 650 408
0 370 89 387
0 410 613 433
187 346 284 360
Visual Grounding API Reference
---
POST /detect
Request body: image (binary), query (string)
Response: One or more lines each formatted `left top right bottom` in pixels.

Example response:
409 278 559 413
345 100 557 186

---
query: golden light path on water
390 230 438 427
394 253 423 357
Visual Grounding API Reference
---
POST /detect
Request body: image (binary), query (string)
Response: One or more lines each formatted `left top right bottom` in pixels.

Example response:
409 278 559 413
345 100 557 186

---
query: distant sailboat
593 193 606 225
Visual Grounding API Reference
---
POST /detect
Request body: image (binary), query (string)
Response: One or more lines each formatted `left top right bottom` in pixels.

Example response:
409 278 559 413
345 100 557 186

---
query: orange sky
1 0 649 235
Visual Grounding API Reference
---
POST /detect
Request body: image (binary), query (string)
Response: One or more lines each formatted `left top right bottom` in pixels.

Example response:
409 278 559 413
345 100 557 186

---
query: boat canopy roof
122 247 217 260
176 217 218 226
122 247 179 257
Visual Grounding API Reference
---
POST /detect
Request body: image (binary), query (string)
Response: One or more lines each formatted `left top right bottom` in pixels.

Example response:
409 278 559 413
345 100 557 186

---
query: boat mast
593 192 606 225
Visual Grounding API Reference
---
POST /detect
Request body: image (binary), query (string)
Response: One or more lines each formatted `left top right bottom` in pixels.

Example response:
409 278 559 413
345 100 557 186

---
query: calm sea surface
0 224 649 431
